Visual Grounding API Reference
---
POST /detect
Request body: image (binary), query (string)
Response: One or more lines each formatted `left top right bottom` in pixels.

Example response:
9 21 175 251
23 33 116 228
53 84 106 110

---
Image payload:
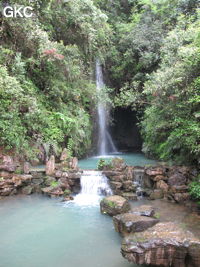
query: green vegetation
104 199 116 208
0 0 199 169
97 159 107 170
0 0 110 159
64 189 72 196
189 176 200 205
50 181 59 188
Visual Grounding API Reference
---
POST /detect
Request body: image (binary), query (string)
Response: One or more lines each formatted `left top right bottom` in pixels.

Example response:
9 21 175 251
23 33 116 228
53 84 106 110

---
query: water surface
79 153 157 170
0 195 140 267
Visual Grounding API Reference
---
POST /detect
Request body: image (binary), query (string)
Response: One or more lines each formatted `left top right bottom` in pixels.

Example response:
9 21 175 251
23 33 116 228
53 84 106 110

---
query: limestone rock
23 162 31 174
42 186 64 196
146 167 164 176
113 213 159 235
32 178 44 185
0 171 12 179
22 185 33 195
12 175 32 186
150 189 164 200
68 172 81 179
55 170 62 178
131 205 155 217
0 187 14 196
122 192 137 200
153 175 167 182
156 180 169 192
168 173 187 186
100 195 131 216
60 148 69 161
121 222 200 267
123 180 136 192
174 193 190 203
103 171 122 178
45 155 55 176
71 157 78 169
44 176 56 186
110 181 123 192
170 185 188 193
111 158 126 170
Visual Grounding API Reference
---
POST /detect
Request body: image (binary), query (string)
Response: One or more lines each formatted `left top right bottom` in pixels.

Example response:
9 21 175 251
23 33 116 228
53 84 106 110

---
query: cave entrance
110 107 142 152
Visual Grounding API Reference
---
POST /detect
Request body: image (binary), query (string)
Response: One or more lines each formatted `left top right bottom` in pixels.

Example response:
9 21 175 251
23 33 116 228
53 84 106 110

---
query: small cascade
96 59 117 155
73 170 112 206
133 168 145 199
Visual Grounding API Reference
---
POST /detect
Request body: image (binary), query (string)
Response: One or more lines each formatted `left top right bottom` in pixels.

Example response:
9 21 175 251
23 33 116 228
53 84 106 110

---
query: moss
104 199 116 208
154 212 160 219
50 181 59 188
63 189 72 196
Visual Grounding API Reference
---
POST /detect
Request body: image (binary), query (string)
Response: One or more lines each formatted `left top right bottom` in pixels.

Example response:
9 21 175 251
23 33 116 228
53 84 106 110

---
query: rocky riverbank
100 195 200 267
0 149 81 200
102 158 198 204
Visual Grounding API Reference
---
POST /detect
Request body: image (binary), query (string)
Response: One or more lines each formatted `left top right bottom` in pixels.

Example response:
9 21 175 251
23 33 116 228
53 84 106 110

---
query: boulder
45 155 55 176
42 186 64 196
44 176 56 186
122 192 138 200
153 175 168 182
0 171 12 179
0 187 14 196
68 172 81 179
121 222 200 267
110 181 123 192
100 195 131 216
55 170 63 178
32 178 44 185
58 177 70 190
60 148 69 161
168 173 187 186
146 167 164 176
150 189 164 200
174 193 190 203
23 162 31 174
111 158 126 170
71 157 78 169
125 166 134 180
156 180 169 192
170 185 189 193
21 185 33 195
103 171 122 178
131 205 155 217
113 213 159 235
62 172 69 178
123 181 136 192
12 175 32 186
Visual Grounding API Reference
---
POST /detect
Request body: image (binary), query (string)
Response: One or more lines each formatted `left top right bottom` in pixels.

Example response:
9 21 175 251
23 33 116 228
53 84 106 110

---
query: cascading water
73 170 112 206
133 168 145 199
96 59 117 155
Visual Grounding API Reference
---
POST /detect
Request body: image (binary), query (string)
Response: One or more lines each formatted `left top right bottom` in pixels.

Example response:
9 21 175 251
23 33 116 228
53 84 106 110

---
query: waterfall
73 171 112 206
133 168 145 199
96 59 117 155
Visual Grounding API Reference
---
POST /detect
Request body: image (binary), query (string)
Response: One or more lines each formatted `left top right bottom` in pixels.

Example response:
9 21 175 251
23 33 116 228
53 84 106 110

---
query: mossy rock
100 195 130 216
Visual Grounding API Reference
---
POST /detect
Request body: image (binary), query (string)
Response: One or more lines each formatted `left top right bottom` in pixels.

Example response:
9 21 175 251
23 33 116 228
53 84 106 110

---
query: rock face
121 222 200 267
0 156 17 172
60 148 69 161
100 195 131 216
131 205 155 217
113 213 159 235
150 189 164 200
46 155 55 176
102 158 196 203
